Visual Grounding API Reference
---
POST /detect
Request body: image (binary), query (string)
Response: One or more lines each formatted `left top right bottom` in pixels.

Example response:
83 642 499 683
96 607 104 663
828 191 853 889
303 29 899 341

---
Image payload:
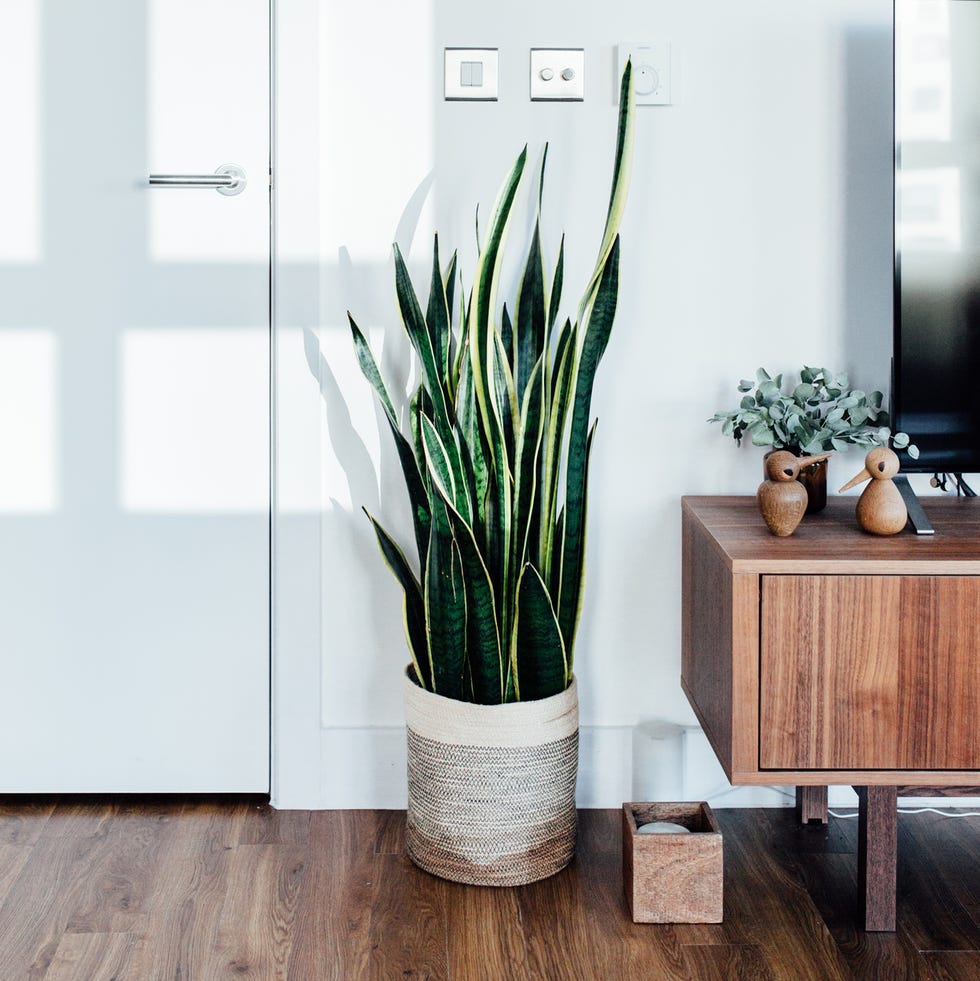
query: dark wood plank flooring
0 800 977 979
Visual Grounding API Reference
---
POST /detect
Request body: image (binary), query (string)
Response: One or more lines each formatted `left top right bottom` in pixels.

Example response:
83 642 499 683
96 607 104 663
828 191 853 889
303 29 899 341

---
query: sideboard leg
795 786 828 824
855 786 898 931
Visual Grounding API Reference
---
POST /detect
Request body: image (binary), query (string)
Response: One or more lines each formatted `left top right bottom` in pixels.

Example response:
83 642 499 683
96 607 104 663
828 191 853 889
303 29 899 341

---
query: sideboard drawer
760 575 980 770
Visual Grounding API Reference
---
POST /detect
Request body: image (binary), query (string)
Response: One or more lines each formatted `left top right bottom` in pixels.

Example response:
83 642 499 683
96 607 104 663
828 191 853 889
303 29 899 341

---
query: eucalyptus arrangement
348 67 635 707
709 367 919 459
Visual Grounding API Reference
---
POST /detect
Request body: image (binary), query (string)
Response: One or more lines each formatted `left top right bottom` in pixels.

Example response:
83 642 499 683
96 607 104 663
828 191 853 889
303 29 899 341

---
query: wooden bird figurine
839 447 908 535
758 451 833 536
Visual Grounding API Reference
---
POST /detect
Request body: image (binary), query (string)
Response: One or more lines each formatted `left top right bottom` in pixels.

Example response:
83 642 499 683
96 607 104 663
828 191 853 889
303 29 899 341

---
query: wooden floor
0 801 978 980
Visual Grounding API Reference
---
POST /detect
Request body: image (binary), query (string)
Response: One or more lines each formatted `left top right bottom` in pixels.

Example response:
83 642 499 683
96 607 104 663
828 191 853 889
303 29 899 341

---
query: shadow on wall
309 169 439 520
302 325 378 518
307 174 441 726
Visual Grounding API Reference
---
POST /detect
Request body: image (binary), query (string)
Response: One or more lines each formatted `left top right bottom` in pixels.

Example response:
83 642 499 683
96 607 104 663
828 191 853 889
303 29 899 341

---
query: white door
0 0 270 791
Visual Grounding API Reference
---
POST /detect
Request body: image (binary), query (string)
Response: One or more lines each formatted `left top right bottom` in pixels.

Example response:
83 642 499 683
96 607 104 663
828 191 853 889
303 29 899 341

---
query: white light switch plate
618 42 672 105
445 48 498 101
530 49 585 101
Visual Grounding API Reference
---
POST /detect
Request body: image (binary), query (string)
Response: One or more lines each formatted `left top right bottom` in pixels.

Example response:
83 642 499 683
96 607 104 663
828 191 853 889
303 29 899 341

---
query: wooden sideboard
681 496 980 930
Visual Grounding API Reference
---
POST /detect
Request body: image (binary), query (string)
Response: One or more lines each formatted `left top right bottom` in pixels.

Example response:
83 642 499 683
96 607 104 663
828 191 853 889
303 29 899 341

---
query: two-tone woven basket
403 670 579 886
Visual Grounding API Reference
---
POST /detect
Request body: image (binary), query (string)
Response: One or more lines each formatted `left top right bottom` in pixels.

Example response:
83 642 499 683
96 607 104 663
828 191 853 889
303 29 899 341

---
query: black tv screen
893 0 980 473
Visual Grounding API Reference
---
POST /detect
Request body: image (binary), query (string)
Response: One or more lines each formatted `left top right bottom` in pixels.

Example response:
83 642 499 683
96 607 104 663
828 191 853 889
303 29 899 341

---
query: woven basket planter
403 669 579 886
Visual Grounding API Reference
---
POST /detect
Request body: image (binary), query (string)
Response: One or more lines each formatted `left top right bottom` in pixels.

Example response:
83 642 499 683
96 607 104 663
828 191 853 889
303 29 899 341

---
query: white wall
274 0 974 809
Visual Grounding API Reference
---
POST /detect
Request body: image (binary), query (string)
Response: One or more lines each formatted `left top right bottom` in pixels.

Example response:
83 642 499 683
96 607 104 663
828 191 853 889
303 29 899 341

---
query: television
893 0 980 477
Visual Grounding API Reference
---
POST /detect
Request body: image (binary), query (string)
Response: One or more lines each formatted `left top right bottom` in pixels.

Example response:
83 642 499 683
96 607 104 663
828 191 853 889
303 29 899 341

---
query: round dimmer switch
634 64 659 95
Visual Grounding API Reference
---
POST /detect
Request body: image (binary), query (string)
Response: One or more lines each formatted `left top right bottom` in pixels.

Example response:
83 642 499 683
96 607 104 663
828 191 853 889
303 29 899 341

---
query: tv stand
893 475 934 535
681 496 980 930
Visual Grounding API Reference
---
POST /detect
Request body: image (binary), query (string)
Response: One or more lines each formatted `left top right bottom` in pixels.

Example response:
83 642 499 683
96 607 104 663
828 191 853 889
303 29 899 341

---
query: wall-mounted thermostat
618 42 672 105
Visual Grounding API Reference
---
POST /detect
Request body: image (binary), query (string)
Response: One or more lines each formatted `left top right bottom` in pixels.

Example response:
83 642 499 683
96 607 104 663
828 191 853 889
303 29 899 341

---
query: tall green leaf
511 564 567 701
450 272 469 397
548 235 565 335
469 147 527 477
422 438 503 704
515 221 546 401
558 237 620 650
489 329 517 647
577 60 634 329
349 316 431 563
514 356 546 570
421 414 474 524
550 506 565 604
363 510 430 690
409 385 430 477
539 318 577 579
501 302 513 363
394 244 446 414
456 353 488 529
425 513 466 700
394 244 458 459
425 234 451 384
492 327 519 474
444 250 458 335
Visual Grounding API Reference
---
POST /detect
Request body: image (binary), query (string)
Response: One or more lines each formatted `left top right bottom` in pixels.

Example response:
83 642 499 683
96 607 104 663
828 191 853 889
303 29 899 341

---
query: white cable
704 784 796 803
897 807 980 817
828 807 980 819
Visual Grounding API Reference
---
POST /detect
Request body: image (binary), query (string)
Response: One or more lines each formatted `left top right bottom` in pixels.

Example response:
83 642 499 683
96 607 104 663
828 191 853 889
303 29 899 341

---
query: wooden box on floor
622 802 723 923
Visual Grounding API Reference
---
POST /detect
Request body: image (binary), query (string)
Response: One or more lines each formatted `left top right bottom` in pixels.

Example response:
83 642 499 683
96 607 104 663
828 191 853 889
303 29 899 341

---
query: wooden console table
681 496 980 931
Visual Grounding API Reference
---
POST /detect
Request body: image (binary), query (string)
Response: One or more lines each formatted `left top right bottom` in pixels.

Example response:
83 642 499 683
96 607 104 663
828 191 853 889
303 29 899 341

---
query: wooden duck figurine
757 450 833 536
839 447 908 535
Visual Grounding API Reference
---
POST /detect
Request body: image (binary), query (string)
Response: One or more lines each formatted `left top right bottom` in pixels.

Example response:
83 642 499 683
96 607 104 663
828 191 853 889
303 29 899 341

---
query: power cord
829 807 980 820
930 472 977 496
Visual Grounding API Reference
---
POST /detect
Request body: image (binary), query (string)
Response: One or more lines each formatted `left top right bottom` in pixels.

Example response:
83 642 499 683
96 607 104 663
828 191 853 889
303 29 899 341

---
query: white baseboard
307 724 980 810
267 724 980 810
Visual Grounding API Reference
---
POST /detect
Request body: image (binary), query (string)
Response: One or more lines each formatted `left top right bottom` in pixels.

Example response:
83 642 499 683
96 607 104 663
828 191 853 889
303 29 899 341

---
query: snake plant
348 63 635 704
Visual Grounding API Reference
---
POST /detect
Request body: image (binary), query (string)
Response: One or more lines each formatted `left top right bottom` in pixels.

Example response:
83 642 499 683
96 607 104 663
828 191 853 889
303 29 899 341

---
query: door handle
147 163 246 196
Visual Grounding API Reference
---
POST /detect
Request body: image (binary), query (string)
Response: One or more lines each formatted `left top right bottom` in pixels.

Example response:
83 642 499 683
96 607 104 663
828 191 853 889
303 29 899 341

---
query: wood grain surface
761 576 902 770
623 803 723 924
796 786 829 825
682 508 736 776
857 787 898 931
682 496 980 574
684 495 980 785
0 800 977 978
760 575 980 771
681 511 760 779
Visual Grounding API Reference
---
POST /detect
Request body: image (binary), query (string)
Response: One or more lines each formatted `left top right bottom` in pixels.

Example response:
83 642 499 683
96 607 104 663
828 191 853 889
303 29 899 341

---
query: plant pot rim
403 667 578 748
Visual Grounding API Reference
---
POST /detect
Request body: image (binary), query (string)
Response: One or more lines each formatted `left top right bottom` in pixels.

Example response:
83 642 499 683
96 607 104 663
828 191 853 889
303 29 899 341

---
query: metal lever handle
147 163 246 196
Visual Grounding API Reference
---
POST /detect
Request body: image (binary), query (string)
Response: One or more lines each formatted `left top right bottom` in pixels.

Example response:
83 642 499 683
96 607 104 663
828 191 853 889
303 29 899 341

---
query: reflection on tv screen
894 0 980 473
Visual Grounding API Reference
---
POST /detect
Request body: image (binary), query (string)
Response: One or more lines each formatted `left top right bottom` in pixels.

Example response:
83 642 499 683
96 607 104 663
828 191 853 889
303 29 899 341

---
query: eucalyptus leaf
710 365 918 458
749 423 775 446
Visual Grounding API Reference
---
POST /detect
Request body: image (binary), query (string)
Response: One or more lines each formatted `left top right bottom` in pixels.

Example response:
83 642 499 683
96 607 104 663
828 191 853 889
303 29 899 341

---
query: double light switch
444 48 499 101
